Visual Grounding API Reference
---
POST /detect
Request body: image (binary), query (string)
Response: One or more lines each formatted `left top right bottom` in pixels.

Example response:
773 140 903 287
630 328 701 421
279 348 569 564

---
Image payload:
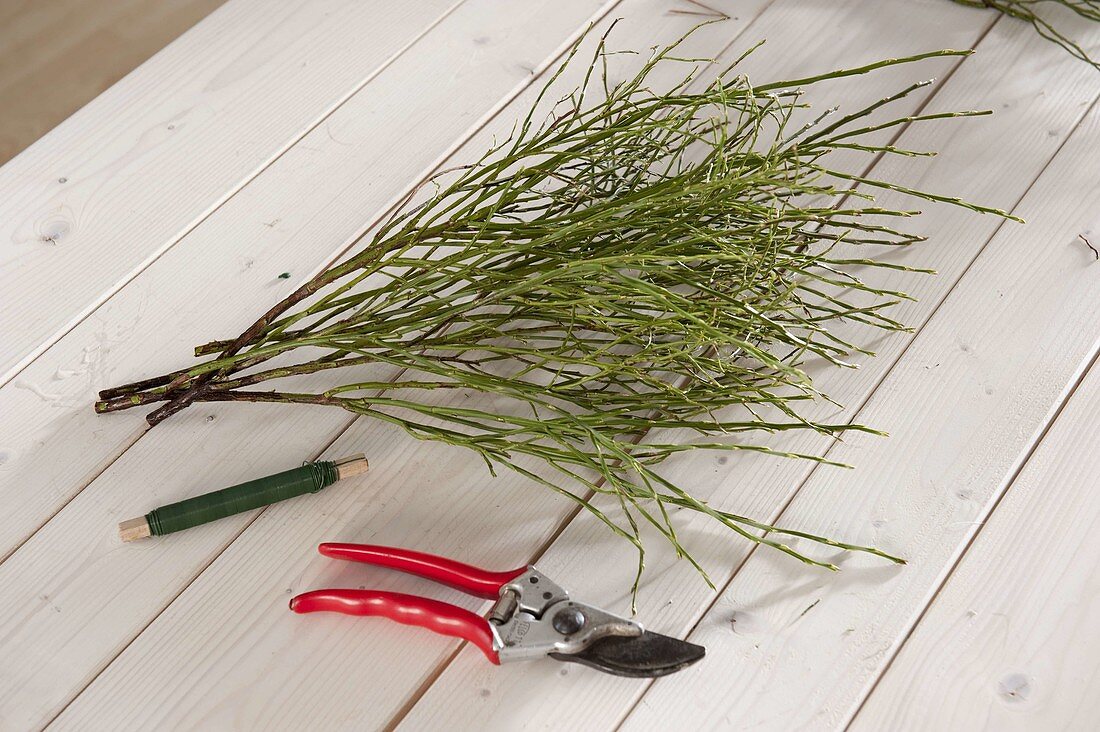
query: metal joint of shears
290 543 705 677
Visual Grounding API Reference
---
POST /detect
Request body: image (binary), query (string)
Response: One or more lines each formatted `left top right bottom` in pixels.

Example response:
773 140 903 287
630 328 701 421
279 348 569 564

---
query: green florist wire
98 28 1014 593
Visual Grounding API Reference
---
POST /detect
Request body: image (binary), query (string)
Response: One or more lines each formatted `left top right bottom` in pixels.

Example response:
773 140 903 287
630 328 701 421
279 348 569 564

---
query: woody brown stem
144 273 343 425
141 234 401 426
97 368 194 400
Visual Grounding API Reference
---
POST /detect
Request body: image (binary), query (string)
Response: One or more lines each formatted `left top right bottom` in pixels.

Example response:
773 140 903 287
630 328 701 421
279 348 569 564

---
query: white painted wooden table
2 0 1099 729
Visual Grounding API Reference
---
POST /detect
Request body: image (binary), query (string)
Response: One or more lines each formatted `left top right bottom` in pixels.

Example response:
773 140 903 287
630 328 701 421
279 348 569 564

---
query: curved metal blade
549 630 705 677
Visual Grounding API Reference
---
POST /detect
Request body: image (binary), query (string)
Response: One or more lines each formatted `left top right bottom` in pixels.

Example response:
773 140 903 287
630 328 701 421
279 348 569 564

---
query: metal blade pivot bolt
552 606 586 635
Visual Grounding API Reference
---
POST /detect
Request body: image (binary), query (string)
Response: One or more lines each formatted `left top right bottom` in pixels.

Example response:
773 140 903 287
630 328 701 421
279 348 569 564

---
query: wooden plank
617 30 1100 732
0 0 613 561
0 0 459 385
118 2 1020 726
0 0 226 165
850 341 1100 729
0 0 617 727
38 5 778 729
396 6 1100 731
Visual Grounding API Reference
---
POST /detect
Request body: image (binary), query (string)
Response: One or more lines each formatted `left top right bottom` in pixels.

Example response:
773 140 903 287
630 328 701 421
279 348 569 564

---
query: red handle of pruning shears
290 589 500 663
317 543 526 599
290 543 530 664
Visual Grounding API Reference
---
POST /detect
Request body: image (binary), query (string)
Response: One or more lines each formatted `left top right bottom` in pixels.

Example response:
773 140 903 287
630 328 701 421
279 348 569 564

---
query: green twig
98 28 1014 590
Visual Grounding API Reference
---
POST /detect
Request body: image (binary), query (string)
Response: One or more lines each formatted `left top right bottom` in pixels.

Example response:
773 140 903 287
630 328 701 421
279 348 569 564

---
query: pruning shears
290 543 705 677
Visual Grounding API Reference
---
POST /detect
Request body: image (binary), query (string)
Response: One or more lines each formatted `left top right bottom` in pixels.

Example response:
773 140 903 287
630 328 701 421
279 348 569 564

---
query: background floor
0 0 224 165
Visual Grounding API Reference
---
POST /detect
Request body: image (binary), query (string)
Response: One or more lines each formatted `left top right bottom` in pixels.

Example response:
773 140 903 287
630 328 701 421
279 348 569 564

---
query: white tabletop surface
2 0 1099 729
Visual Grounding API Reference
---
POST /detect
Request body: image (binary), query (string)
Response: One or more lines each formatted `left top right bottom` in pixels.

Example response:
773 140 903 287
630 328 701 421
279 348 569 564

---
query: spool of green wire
118 454 368 541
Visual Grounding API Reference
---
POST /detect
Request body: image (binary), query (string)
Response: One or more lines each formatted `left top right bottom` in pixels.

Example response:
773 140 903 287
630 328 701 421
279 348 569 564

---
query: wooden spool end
334 454 369 480
119 516 152 542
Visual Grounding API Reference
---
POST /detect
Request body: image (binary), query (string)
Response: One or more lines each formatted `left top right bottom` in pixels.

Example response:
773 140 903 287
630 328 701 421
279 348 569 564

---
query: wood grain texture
619 27 1100 732
42 5 768 729
0 0 605 562
0 0 614 727
0 0 459 386
850 325 1100 730
1 0 1098 729
397 4 1100 731
0 0 226 165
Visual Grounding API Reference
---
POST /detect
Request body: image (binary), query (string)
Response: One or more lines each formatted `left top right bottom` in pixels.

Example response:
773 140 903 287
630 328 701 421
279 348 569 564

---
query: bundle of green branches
97 31 1010 587
954 0 1099 67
